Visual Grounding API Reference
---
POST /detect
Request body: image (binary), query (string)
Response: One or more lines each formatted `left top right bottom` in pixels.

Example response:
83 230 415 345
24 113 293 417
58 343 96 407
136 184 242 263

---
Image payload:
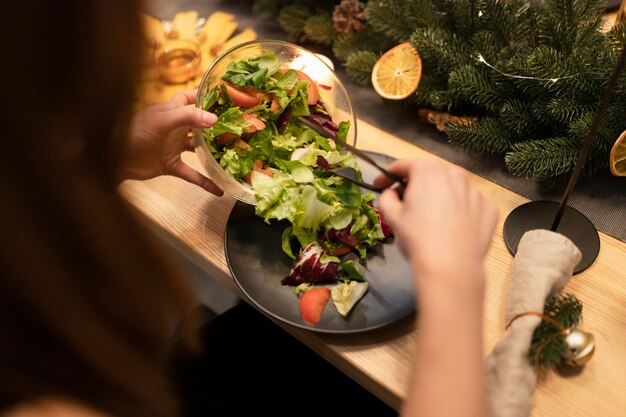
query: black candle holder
503 44 626 274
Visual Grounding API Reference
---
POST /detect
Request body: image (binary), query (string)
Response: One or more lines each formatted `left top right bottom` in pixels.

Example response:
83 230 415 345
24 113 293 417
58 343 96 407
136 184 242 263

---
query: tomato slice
231 139 252 156
222 82 260 107
299 287 331 325
269 93 280 112
243 114 266 134
216 132 238 145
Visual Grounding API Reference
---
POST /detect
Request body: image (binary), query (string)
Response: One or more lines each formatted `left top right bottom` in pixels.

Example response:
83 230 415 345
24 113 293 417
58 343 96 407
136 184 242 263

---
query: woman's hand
374 157 498 288
122 89 223 196
376 158 498 417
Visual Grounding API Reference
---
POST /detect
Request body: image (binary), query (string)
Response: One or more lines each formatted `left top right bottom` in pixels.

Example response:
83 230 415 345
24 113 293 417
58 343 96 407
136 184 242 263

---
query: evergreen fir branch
449 65 504 113
278 5 310 35
566 107 626 175
411 88 458 111
505 136 581 179
511 1 542 50
410 74 457 110
344 50 379 86
332 28 395 61
304 13 335 45
499 98 545 138
529 293 583 368
448 117 513 154
470 31 510 65
365 0 444 42
503 46 599 98
539 0 605 54
448 0 479 39
252 0 292 21
475 0 522 48
365 0 413 42
410 27 473 77
541 97 597 125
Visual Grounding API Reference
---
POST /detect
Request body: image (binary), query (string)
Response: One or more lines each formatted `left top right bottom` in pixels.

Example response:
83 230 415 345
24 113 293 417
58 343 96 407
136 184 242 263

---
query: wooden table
119 118 626 417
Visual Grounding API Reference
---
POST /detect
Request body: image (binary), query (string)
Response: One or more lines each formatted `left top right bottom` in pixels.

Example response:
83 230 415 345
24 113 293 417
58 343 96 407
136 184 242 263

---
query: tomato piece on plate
299 287 331 325
279 68 319 105
243 114 266 134
222 82 260 107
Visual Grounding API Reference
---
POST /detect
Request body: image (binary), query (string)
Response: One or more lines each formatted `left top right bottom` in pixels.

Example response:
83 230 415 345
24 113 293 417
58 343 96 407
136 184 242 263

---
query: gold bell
561 328 595 367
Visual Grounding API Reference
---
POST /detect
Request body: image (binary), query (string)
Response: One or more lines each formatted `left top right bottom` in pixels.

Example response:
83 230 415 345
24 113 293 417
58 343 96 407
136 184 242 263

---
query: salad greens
200 52 393 290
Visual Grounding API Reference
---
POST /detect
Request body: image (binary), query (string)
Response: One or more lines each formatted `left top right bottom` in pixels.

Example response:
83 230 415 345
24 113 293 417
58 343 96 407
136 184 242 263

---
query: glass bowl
193 40 357 205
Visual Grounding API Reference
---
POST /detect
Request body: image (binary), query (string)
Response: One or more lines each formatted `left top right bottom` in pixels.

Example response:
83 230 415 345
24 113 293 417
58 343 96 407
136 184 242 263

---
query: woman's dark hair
0 2 198 417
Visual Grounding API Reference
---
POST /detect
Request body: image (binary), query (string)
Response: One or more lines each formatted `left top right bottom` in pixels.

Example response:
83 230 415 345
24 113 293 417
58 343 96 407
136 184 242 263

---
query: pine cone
332 0 367 35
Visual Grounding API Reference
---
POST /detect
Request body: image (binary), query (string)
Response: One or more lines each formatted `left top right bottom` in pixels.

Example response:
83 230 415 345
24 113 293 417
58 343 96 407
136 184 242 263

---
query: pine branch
278 5 310 35
344 50 379 86
541 98 597 125
448 0 479 39
410 74 458 110
529 293 583 368
252 0 292 21
470 31 511 65
448 117 514 154
499 98 545 138
304 13 335 45
410 27 474 78
332 28 395 61
539 0 606 54
475 0 524 48
505 136 581 179
365 0 444 42
449 65 505 113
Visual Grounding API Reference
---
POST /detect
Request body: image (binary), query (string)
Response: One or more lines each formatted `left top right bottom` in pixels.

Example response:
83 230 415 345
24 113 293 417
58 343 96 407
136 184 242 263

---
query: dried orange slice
371 42 422 100
609 129 626 176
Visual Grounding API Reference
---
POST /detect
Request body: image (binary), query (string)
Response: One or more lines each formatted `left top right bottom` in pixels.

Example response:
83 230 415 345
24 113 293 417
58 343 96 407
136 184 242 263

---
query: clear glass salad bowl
193 40 357 205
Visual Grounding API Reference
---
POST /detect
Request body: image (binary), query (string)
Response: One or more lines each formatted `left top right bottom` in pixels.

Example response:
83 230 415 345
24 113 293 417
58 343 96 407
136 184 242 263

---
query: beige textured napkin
485 229 582 417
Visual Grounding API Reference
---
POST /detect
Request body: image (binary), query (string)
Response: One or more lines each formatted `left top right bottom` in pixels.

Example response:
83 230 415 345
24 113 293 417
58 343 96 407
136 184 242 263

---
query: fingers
163 89 200 109
169 161 224 196
372 159 415 189
158 104 218 132
378 188 403 226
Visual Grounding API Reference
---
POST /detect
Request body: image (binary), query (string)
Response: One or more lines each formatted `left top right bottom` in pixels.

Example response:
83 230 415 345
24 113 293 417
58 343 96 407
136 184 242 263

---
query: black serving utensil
297 116 408 189
328 167 384 192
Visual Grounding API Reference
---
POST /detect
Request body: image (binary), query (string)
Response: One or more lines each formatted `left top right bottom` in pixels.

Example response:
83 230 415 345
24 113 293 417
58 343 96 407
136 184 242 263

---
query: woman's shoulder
3 399 112 417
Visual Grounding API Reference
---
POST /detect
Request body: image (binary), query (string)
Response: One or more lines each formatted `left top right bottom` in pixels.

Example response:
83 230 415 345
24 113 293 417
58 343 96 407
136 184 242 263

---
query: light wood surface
119 118 626 416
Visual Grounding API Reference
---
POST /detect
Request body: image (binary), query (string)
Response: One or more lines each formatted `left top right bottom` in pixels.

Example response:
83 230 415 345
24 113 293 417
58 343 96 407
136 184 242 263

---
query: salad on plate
199 52 394 326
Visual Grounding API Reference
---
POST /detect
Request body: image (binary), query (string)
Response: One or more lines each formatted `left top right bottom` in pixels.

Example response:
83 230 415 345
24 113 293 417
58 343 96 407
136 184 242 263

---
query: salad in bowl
194 40 394 325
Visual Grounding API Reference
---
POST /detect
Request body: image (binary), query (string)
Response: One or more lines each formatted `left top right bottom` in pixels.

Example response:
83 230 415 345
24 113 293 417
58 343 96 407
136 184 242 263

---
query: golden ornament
561 327 596 367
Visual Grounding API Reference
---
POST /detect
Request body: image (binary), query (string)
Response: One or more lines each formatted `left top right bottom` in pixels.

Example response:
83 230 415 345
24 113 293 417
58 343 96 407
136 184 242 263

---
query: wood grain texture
119 118 626 415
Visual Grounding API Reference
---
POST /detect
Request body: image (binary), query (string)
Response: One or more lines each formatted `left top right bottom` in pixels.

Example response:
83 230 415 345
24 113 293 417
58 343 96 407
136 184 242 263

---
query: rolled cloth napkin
485 229 582 417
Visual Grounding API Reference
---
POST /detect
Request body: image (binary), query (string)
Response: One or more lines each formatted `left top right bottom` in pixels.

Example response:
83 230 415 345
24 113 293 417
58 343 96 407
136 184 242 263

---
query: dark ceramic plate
224 151 416 333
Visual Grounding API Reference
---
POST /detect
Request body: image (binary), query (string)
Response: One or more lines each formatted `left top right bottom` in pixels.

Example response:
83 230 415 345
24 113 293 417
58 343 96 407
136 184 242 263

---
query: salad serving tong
296 116 408 192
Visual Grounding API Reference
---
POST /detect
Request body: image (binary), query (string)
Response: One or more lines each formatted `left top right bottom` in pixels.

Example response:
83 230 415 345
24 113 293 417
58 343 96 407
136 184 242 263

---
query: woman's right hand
374 157 498 291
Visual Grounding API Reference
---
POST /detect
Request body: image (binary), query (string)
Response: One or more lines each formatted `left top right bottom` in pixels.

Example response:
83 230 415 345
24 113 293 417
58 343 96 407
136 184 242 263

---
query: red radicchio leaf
281 242 339 286
371 203 394 238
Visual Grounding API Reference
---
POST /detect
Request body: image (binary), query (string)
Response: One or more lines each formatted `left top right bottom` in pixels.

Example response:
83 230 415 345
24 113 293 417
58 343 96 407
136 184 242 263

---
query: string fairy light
476 54 579 83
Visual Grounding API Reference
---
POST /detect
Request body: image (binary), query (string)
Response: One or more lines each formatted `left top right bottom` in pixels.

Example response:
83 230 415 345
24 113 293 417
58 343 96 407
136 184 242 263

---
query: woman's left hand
122 89 224 196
